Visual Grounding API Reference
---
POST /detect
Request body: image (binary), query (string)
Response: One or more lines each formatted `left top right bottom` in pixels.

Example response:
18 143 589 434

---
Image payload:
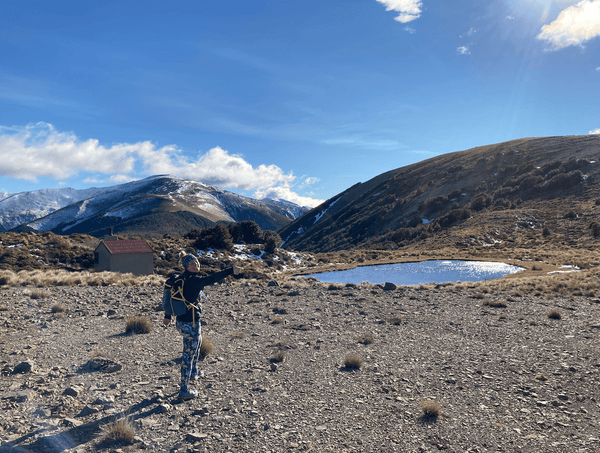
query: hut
93 239 154 275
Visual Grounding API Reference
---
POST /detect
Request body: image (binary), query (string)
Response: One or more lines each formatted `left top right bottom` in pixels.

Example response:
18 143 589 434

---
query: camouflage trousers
175 320 202 391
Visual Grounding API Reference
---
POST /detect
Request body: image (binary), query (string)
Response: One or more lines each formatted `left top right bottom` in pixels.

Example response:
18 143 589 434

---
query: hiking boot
192 371 205 380
179 389 198 400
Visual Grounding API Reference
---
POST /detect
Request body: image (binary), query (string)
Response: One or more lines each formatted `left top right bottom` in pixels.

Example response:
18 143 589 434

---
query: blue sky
1 0 599 207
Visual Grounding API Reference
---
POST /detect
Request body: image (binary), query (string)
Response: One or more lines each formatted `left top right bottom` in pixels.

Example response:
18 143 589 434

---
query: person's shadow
0 392 176 452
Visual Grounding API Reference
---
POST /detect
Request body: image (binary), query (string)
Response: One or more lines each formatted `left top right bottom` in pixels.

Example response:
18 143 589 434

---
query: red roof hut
93 239 154 275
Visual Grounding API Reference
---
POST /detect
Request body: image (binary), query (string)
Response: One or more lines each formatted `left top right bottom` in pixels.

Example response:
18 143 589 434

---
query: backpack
162 273 204 318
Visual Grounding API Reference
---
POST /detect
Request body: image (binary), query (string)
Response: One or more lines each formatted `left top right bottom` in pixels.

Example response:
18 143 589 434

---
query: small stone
270 363 278 372
77 405 99 417
64 386 83 397
13 361 34 374
557 394 569 401
62 417 82 428
187 432 208 441
383 282 397 291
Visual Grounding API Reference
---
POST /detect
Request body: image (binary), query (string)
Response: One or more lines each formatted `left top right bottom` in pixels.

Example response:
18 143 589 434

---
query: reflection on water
301 260 524 286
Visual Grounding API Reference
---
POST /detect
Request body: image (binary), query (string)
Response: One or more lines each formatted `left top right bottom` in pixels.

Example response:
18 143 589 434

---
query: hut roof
99 239 153 255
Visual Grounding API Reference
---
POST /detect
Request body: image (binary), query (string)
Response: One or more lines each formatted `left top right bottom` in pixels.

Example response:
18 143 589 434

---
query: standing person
163 254 241 400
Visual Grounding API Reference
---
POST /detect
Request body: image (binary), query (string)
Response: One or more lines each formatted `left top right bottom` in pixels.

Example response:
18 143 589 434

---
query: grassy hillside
280 135 600 256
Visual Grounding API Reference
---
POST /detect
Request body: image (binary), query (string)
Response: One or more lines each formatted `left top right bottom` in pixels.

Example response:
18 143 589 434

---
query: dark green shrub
192 224 234 251
263 230 282 253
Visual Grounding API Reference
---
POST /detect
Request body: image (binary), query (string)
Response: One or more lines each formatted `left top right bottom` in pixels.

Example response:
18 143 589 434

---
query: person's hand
163 318 171 326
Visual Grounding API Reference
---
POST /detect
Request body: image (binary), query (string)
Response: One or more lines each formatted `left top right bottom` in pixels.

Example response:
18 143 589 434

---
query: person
164 254 241 400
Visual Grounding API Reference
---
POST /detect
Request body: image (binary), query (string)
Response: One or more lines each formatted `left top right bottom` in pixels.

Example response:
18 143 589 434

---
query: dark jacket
165 267 234 322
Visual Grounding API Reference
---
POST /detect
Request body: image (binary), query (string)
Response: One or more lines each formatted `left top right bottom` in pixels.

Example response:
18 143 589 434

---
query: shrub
420 399 441 418
271 317 284 325
125 316 153 334
483 300 507 308
200 336 214 358
343 354 363 370
192 224 234 251
263 230 283 254
468 193 492 211
28 289 49 299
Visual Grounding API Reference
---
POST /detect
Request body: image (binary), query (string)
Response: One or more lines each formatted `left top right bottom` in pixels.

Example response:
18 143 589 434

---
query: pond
300 260 524 286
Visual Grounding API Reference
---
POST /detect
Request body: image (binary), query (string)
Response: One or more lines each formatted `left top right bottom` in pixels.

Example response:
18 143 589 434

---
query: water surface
301 260 524 286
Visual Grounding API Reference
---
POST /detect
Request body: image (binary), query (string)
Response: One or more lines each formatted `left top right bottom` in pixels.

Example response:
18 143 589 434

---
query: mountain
280 135 600 252
0 187 106 232
7 175 309 238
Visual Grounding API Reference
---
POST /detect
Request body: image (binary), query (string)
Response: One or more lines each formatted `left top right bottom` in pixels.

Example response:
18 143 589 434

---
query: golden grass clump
343 354 363 370
482 300 507 308
200 335 214 358
271 351 286 363
389 315 404 325
546 308 561 320
229 331 245 339
51 303 67 313
28 289 49 299
125 316 153 334
420 399 442 418
357 334 375 345
271 317 284 325
102 415 135 444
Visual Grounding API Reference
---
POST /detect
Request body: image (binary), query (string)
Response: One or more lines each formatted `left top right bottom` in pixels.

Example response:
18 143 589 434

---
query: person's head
182 254 200 273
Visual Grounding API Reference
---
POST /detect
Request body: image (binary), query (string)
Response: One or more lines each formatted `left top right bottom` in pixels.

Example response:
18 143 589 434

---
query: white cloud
537 0 600 49
304 177 319 185
0 122 321 207
403 26 416 34
506 15 515 20
596 66 600 71
590 128 600 134
254 184 324 208
376 0 423 23
457 45 471 55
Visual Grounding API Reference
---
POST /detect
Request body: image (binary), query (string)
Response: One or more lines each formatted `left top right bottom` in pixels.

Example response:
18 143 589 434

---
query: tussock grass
90 349 114 360
389 315 404 325
229 332 245 339
271 317 284 325
357 334 375 345
343 354 363 370
125 316 152 334
546 308 561 320
200 335 214 358
0 269 164 288
420 399 442 418
27 289 49 299
482 300 507 308
102 415 135 444
51 303 66 313
271 351 286 363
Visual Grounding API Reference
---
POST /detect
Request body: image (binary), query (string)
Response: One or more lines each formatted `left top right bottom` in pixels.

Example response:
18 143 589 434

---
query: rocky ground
1 276 599 453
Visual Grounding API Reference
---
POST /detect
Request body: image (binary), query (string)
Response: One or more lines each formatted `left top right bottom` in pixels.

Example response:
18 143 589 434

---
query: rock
383 282 397 291
62 417 82 427
77 405 99 417
187 432 209 441
12 361 33 374
64 385 83 397
268 281 280 287
3 390 36 403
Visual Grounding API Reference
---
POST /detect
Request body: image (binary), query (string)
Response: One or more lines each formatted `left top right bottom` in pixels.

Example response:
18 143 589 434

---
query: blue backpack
162 273 204 317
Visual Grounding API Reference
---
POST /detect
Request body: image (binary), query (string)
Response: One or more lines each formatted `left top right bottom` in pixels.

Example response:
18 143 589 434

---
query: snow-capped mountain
4 175 309 237
0 187 107 232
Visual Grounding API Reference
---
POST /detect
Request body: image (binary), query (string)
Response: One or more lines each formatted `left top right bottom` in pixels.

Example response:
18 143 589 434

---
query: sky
1 0 599 208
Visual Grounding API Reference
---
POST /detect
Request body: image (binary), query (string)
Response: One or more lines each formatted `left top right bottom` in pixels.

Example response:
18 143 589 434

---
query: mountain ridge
3 175 309 237
280 135 600 252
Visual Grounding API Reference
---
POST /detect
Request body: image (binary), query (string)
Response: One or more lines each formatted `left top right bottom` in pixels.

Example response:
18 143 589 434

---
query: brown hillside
280 135 600 253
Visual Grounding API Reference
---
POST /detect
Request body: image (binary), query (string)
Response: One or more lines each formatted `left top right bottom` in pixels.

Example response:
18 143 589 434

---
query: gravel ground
1 278 599 452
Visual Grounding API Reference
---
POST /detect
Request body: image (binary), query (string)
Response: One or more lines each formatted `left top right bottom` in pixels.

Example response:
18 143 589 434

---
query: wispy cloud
537 0 600 49
457 45 471 55
322 137 404 150
403 26 416 34
0 122 322 207
590 128 600 134
596 66 600 71
376 0 423 23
